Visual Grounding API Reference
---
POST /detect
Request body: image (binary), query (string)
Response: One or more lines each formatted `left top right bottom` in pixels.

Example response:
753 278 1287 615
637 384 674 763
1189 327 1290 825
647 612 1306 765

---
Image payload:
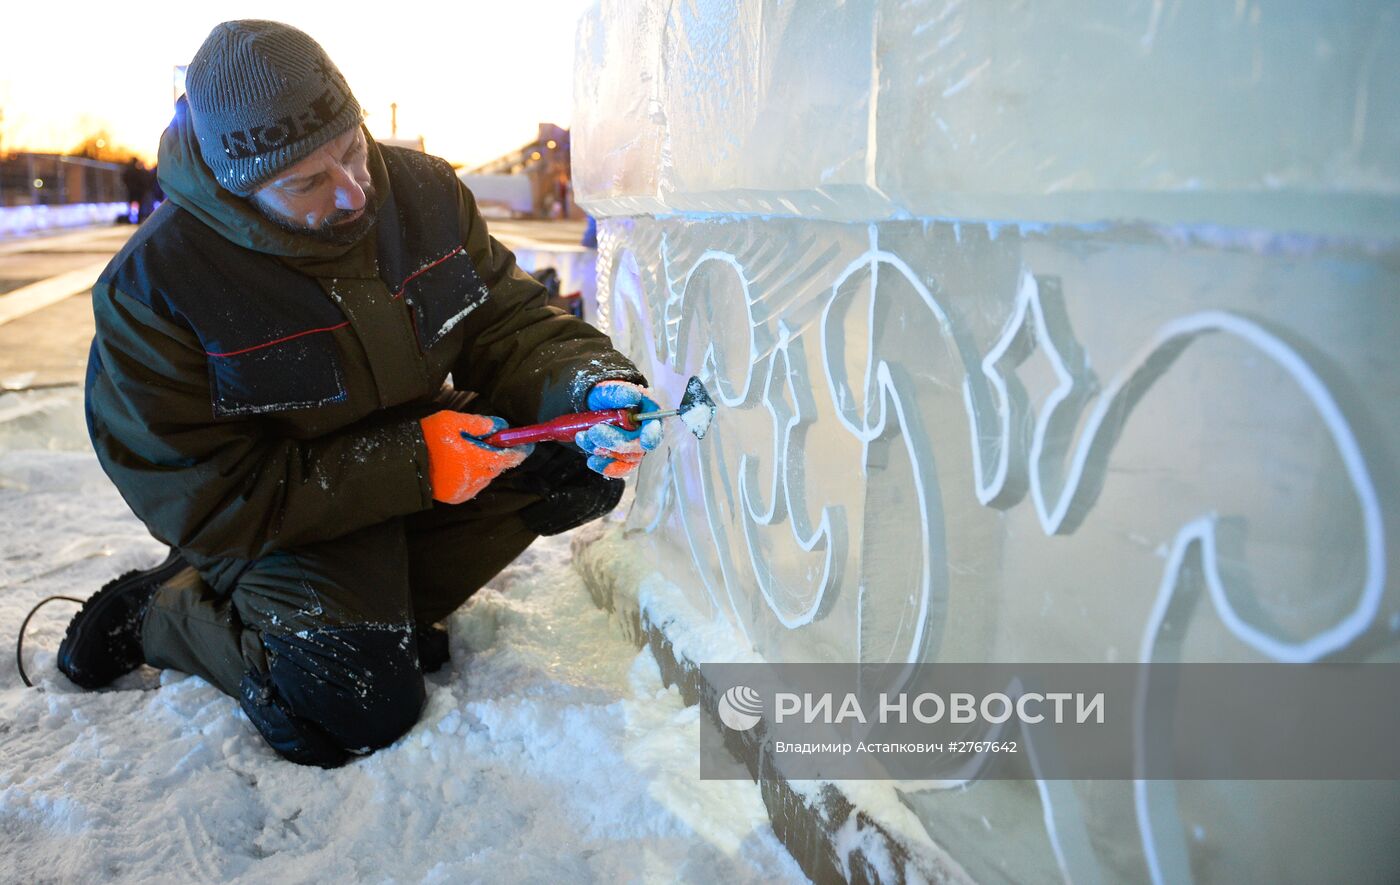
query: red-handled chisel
482 375 717 448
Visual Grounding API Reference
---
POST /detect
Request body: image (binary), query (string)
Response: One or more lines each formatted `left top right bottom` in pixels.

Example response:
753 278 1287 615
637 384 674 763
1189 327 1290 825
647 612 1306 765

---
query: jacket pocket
208 332 347 418
397 246 492 350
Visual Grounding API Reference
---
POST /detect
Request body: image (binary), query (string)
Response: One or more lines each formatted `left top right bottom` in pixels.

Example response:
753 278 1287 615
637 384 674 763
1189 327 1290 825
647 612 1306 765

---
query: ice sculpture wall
574 2 1400 882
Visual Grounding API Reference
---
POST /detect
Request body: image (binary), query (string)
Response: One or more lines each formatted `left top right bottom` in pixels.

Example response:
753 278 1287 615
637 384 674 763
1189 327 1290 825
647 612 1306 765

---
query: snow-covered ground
0 398 805 883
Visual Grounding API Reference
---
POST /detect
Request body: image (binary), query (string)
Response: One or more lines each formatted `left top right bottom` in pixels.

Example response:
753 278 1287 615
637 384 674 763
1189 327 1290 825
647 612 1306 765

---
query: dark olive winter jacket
85 98 639 562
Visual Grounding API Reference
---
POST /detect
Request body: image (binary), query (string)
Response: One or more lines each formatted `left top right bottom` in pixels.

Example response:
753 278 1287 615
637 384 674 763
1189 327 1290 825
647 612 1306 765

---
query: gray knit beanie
185 20 363 196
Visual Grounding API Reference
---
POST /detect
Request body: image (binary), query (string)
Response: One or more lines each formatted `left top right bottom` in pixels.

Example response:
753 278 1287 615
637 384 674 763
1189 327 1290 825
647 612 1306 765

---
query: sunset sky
0 1 597 168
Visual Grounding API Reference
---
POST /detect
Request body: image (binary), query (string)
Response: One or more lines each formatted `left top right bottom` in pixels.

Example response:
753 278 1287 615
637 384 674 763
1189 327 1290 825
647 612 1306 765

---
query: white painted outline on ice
822 226 954 666
964 265 1387 884
603 215 1388 885
679 250 758 409
609 244 731 625
658 239 763 644
966 270 1036 507
738 321 846 628
971 270 1385 660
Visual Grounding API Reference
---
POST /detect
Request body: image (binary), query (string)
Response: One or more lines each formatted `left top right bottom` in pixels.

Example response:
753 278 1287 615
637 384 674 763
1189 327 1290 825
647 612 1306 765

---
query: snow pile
578 524 965 883
0 447 805 883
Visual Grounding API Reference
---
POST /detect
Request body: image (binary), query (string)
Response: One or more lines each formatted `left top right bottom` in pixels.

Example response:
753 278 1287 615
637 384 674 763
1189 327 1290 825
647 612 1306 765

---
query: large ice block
573 1 1400 882
574 0 1400 236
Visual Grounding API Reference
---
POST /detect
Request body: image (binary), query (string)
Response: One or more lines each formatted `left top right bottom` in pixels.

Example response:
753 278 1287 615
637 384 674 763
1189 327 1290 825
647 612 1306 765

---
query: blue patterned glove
575 380 664 477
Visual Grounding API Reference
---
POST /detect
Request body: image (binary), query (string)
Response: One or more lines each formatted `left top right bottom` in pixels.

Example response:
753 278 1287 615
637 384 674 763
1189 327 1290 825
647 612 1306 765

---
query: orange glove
419 411 533 505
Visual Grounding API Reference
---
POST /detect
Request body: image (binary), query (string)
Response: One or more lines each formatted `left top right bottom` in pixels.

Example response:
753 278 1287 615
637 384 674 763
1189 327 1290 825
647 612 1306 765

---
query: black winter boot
57 550 187 689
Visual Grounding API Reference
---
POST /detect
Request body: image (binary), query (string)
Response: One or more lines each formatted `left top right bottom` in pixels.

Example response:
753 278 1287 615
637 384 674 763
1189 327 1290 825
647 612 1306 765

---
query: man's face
250 126 377 245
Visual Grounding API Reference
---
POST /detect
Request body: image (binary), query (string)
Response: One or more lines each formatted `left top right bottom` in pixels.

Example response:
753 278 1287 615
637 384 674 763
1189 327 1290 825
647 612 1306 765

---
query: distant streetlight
546 140 557 150
530 151 542 161
33 179 44 188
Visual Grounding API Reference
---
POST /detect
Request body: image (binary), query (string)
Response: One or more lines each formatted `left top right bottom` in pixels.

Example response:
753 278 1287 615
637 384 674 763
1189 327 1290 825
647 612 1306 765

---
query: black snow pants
138 443 622 768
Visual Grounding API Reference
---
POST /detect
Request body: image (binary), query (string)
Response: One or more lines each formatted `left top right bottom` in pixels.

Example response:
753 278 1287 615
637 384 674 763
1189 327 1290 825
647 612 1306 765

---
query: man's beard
253 183 380 246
